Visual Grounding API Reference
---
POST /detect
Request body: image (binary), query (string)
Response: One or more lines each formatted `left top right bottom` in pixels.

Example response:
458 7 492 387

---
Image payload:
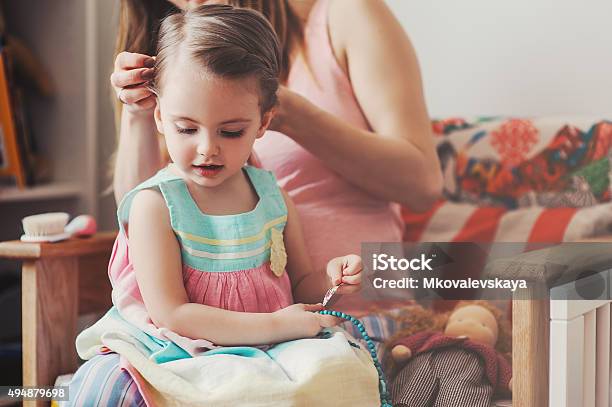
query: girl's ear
256 107 276 139
154 100 164 134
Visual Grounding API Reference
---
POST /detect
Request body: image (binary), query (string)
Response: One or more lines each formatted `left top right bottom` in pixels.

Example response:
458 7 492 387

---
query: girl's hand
326 254 363 295
110 51 157 114
272 303 340 340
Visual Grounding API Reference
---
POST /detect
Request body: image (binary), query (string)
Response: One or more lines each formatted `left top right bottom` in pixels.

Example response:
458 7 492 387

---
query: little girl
71 4 379 406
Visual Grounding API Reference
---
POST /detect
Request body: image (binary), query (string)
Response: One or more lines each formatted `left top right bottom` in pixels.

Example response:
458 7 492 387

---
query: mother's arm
111 52 163 204
275 0 442 211
113 107 163 203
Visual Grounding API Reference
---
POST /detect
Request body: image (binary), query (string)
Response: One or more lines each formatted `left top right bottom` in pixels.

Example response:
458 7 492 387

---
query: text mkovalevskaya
371 254 528 292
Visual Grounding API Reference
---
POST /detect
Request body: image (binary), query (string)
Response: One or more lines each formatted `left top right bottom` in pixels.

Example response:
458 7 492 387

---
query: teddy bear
386 301 512 407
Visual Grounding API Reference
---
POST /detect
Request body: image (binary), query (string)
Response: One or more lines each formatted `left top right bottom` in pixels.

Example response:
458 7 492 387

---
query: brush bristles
22 212 69 237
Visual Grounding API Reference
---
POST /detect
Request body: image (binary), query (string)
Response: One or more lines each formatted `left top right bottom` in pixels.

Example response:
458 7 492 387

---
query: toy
386 301 512 407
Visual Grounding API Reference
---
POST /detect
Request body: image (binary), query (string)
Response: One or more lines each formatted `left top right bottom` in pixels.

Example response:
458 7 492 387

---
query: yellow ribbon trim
175 215 287 246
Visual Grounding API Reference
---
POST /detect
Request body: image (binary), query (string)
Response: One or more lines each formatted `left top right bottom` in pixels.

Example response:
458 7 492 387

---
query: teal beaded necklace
317 310 393 407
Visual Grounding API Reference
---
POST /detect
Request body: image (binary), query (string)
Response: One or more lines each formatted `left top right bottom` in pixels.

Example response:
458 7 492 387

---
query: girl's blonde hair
152 4 281 114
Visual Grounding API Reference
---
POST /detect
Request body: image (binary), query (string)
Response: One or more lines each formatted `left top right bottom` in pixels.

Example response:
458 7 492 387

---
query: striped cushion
403 200 612 243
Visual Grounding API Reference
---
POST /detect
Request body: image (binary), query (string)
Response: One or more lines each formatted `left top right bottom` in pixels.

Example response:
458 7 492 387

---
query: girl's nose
196 136 219 158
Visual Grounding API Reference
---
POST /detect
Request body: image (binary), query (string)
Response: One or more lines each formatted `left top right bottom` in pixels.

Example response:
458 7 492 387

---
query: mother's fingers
118 86 155 105
130 94 157 112
115 51 155 70
111 68 154 89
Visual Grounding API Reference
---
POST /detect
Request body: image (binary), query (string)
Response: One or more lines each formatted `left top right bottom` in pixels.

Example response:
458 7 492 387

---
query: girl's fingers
326 257 343 285
336 283 361 295
111 68 155 89
119 86 155 105
303 303 324 312
317 314 341 327
341 273 362 285
342 254 363 276
115 51 155 70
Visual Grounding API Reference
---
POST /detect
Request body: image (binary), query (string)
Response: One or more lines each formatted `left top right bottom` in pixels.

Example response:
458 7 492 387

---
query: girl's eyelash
176 127 197 135
174 127 244 137
220 129 244 138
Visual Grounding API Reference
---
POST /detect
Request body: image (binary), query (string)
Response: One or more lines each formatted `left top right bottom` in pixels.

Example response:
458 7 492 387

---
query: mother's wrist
275 88 313 138
122 105 157 135
122 104 155 123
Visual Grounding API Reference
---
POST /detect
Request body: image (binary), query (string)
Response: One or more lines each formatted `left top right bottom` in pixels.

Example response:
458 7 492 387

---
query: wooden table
0 232 116 407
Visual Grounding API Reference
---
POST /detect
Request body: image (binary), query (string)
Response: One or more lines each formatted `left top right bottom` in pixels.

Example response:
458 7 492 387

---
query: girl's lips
192 164 224 177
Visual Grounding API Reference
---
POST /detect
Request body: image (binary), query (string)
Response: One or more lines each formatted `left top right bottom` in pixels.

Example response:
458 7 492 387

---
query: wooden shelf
0 182 81 203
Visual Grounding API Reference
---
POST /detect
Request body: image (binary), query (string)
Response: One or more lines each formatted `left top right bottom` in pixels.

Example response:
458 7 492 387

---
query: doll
387 301 512 407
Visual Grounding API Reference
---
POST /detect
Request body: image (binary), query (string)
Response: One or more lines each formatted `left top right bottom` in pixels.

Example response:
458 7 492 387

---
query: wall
386 0 612 117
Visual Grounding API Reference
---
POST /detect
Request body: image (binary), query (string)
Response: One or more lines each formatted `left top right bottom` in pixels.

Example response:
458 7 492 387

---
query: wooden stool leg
513 290 550 407
22 258 79 407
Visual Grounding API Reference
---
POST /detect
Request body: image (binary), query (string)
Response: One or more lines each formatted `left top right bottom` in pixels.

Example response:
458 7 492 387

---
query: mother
111 0 442 294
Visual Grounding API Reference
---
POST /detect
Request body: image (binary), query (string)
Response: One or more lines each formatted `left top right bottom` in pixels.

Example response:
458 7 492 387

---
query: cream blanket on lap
77 309 379 406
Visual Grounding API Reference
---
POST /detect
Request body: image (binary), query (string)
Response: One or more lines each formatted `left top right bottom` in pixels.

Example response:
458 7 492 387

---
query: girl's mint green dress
75 165 379 406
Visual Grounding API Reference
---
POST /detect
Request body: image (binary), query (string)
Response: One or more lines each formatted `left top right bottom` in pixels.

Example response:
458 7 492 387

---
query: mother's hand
268 85 307 134
110 51 157 114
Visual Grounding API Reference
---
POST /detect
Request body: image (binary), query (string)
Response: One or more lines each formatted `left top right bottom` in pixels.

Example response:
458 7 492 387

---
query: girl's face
167 0 226 10
154 54 273 189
